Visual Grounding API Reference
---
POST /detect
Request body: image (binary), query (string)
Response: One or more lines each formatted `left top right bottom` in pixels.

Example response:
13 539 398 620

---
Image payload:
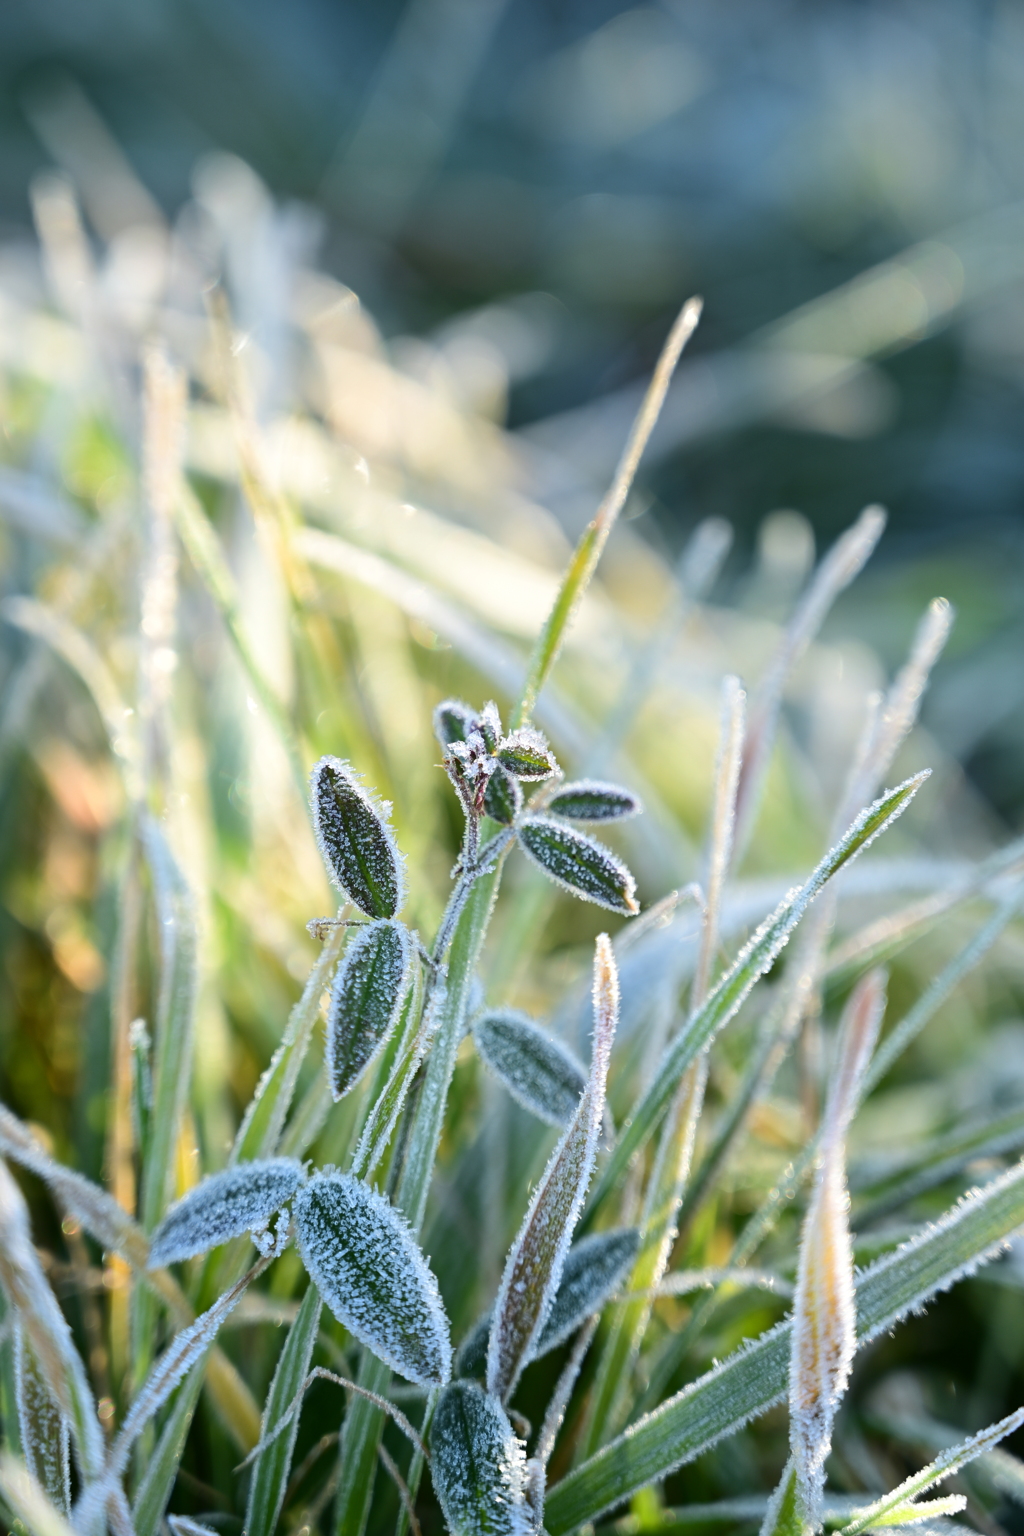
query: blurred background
1 0 1023 820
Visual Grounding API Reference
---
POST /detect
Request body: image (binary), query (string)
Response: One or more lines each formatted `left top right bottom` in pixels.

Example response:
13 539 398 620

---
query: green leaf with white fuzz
474 1009 587 1127
547 780 641 822
148 1158 303 1267
517 817 638 915
310 755 406 918
430 1381 532 1536
325 918 412 1099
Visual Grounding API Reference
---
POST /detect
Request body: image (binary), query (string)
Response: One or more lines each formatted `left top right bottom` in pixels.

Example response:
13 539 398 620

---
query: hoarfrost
496 727 557 781
148 1158 303 1267
516 817 638 915
326 919 412 1100
474 1010 587 1127
430 1380 533 1536
14 1322 70 1515
310 756 406 918
295 1170 451 1386
536 1228 641 1355
547 780 641 823
434 698 476 749
487 935 618 1402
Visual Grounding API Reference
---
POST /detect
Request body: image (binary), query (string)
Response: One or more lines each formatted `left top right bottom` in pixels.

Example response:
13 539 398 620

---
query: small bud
310 756 406 919
517 816 638 915
496 728 558 781
477 700 502 753
547 780 641 823
433 698 475 750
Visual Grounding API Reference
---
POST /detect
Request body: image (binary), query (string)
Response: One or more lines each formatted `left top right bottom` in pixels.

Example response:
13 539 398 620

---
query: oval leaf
474 1010 586 1127
310 756 405 918
483 766 522 827
547 780 641 823
496 727 558 781
516 817 638 915
537 1227 641 1355
326 919 412 1101
148 1159 302 1267
456 1228 640 1379
430 1380 530 1536
434 698 475 749
295 1170 451 1386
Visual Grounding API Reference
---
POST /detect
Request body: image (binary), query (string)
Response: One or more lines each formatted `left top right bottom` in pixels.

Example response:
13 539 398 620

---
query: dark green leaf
483 767 522 826
474 1010 586 1126
517 817 638 915
310 756 406 918
295 1171 451 1386
497 728 558 780
430 1380 530 1536
326 919 412 1100
434 698 475 748
148 1159 303 1267
537 1228 641 1354
547 781 641 823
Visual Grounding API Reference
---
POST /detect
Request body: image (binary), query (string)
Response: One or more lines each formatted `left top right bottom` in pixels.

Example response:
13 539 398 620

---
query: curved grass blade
0 1451 77 1536
474 1010 587 1127
547 781 641 823
430 1380 530 1536
517 817 638 915
584 772 928 1225
326 919 412 1100
14 1324 70 1515
487 936 618 1403
245 1282 321 1536
544 1153 1024 1533
148 1158 303 1267
131 1363 206 1536
311 756 406 918
295 1171 451 1386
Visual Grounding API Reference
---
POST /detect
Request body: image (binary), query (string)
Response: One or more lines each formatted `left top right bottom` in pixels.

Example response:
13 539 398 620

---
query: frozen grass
0 153 1022 1536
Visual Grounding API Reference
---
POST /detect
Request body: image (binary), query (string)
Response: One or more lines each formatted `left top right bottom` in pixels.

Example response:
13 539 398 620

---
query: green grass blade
131 1364 206 1536
245 1282 322 1536
544 1154 1024 1534
585 773 927 1225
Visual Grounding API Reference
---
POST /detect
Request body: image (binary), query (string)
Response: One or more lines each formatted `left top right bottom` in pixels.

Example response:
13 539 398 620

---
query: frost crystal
326 919 412 1101
474 1010 587 1127
14 1322 70 1515
148 1158 303 1268
430 1380 533 1536
433 698 476 749
487 935 619 1402
295 1170 451 1386
536 1227 640 1355
547 780 641 823
496 727 558 781
516 816 638 915
310 756 406 918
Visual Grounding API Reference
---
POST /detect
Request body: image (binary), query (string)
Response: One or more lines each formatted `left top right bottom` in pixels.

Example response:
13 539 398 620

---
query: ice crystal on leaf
487 936 619 1402
14 1323 70 1515
547 780 641 823
310 756 406 918
295 1170 452 1386
148 1158 303 1268
474 1009 587 1127
495 727 558 781
516 817 638 915
430 1380 533 1536
325 918 412 1101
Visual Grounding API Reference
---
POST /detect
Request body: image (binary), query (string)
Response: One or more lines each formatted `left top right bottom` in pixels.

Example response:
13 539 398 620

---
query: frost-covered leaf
434 698 476 748
487 936 619 1403
497 728 558 780
456 1229 640 1380
430 1380 531 1536
474 1010 587 1127
547 781 641 823
148 1158 303 1268
295 1170 451 1386
310 756 405 918
537 1228 641 1355
326 919 412 1100
517 817 638 915
0 1452 77 1536
15 1323 70 1516
484 766 522 827
759 1460 801 1536
168 1519 221 1536
245 1283 321 1536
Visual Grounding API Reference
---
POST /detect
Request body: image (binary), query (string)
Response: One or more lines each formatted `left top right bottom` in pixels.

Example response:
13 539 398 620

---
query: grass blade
245 1282 321 1536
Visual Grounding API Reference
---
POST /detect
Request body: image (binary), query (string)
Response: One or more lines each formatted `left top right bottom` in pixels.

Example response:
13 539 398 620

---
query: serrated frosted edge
325 919 413 1101
517 816 638 915
309 755 408 916
295 1172 452 1387
148 1158 304 1267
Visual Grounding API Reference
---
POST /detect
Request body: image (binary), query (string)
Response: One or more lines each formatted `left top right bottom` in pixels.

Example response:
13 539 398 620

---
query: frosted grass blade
325 918 412 1099
585 773 927 1224
544 1154 1024 1533
0 1452 77 1536
487 935 618 1403
0 1160 104 1482
295 1171 451 1386
131 1364 205 1536
512 296 702 730
474 1010 587 1128
430 1381 530 1536
311 756 406 918
245 1282 321 1536
15 1324 70 1515
148 1158 303 1266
